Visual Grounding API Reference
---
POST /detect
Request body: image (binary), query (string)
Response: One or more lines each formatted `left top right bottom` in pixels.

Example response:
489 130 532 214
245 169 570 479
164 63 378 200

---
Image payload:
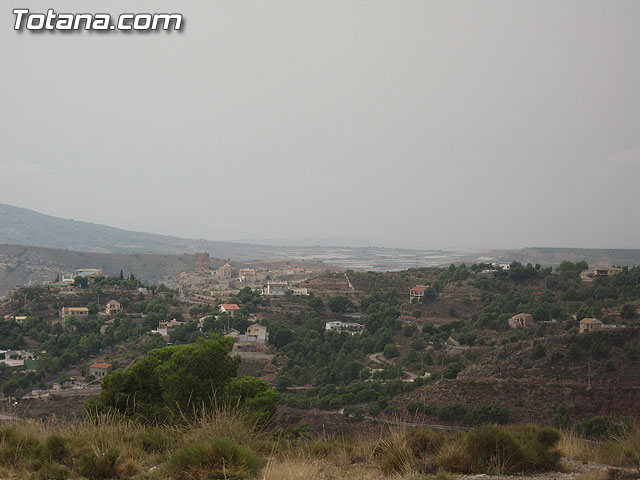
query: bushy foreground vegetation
87 336 278 426
0 410 639 480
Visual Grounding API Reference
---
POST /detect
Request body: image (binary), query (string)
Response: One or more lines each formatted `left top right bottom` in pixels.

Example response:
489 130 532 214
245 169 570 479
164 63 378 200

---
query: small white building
325 321 364 334
492 262 511 271
290 287 309 296
219 304 240 317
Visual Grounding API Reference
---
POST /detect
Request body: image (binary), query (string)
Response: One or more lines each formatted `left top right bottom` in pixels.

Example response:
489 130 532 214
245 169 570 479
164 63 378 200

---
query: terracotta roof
411 285 429 291
220 304 240 310
580 317 602 324
90 362 112 369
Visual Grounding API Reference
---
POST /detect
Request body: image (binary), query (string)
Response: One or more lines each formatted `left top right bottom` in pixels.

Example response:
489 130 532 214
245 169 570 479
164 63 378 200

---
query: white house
219 303 240 317
245 324 268 344
262 282 289 296
235 324 269 344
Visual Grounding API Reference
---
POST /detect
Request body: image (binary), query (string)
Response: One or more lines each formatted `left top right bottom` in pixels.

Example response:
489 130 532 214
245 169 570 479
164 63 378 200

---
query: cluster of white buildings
61 268 103 284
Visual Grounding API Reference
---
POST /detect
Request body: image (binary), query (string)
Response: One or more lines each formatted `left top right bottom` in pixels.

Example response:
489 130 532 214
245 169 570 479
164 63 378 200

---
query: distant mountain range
0 203 470 268
0 203 274 259
0 203 638 277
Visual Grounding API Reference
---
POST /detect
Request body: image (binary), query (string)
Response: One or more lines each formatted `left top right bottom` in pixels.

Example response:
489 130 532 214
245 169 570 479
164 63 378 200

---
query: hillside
491 247 640 268
0 243 196 298
0 203 266 258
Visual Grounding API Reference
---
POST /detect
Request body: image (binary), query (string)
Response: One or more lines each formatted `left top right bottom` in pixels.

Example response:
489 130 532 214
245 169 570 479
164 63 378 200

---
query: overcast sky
1 1 638 250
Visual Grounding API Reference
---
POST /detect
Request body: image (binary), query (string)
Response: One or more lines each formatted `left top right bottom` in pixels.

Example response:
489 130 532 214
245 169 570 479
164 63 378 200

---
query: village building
105 300 122 315
0 350 35 368
262 282 290 296
219 303 240 317
245 324 268 344
593 266 622 277
216 262 234 280
409 285 429 302
152 318 186 338
579 317 603 334
89 362 112 379
508 313 535 329
492 262 511 270
60 307 89 321
290 287 309 296
231 324 269 344
73 269 103 278
325 321 364 334
195 252 210 272
238 268 257 283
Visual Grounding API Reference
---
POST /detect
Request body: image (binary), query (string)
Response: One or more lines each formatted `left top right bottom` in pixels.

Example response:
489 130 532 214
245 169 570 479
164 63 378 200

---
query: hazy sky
1 1 638 250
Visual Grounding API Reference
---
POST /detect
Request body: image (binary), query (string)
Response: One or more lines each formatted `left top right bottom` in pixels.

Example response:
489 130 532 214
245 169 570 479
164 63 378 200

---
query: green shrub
550 404 569 429
368 404 382 417
167 437 260 479
574 416 625 439
343 405 365 420
77 448 139 479
532 343 546 360
137 429 176 453
437 403 468 423
38 435 70 464
0 427 39 466
466 404 510 425
36 462 71 480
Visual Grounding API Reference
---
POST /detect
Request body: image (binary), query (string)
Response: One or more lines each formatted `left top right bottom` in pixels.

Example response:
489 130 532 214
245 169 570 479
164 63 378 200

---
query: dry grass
594 426 640 469
559 429 596 463
560 424 640 469
261 457 428 480
576 470 610 480
1 412 639 479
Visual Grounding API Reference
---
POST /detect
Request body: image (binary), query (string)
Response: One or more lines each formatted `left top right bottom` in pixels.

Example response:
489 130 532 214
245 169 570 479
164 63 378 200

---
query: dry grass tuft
559 429 596 463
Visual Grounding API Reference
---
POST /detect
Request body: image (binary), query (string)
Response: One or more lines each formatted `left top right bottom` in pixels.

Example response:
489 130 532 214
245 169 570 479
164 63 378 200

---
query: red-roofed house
89 362 112 379
409 285 429 302
220 304 240 317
